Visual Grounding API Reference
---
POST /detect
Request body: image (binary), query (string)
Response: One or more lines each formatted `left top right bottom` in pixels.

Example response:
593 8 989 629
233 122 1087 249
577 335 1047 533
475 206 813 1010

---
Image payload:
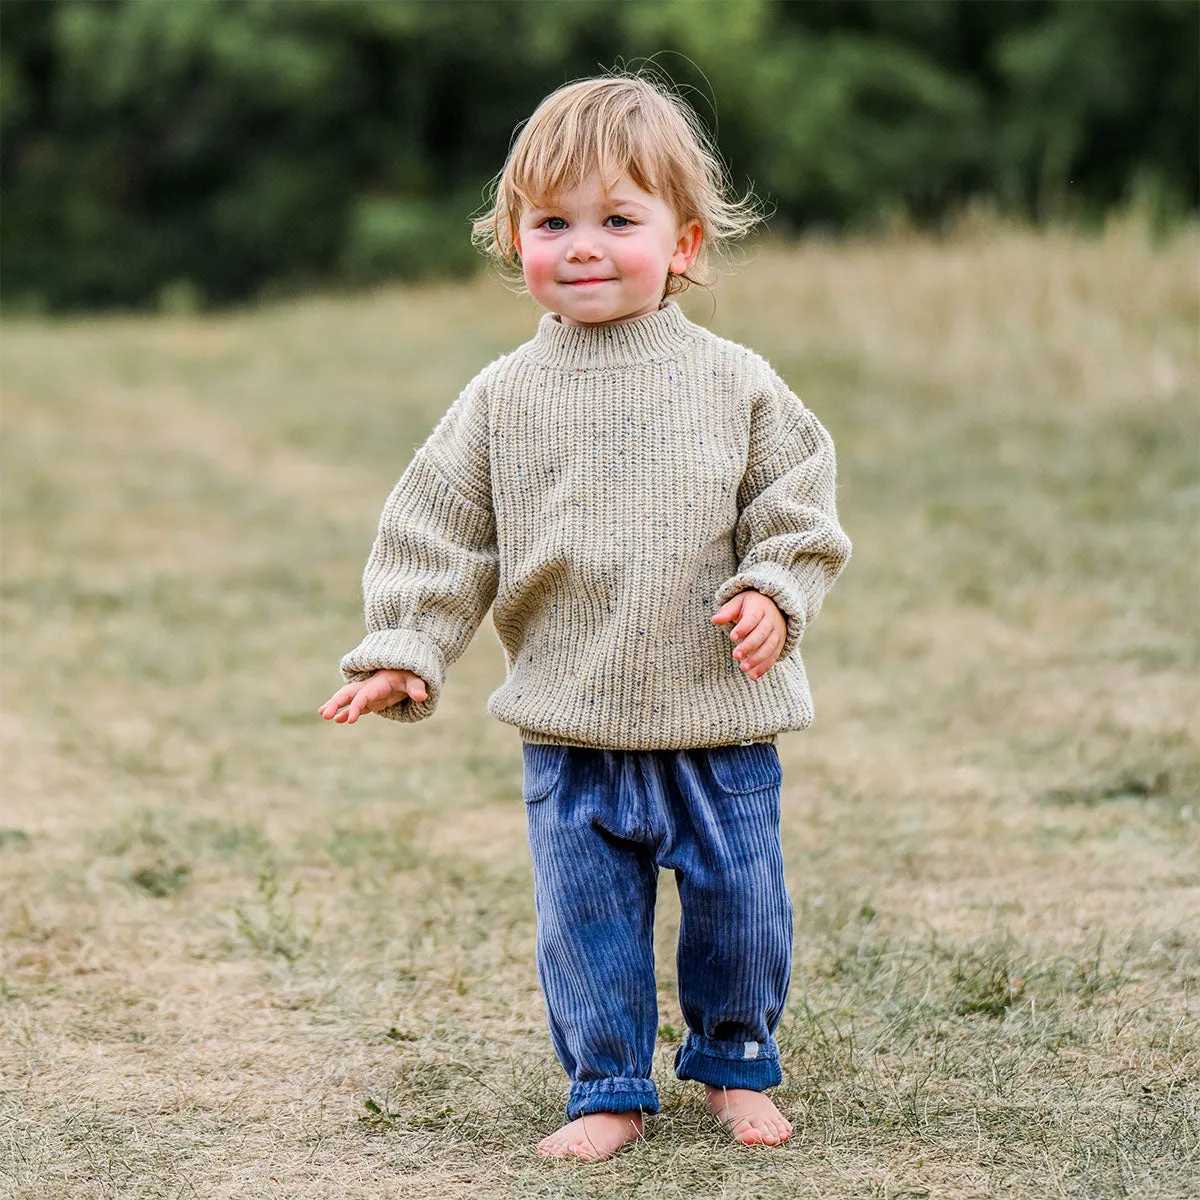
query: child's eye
540 217 567 231
606 215 633 228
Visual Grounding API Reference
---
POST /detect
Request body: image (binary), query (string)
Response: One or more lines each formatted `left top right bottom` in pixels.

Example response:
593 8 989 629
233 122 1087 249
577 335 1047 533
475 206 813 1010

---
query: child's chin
563 307 624 325
569 303 649 325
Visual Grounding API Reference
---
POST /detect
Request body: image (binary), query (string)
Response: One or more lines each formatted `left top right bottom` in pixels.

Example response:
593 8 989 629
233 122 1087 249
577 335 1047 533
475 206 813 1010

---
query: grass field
2 212 1198 1199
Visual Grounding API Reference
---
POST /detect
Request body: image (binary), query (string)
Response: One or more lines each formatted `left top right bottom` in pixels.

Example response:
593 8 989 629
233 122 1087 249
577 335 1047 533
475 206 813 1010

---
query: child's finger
319 685 356 717
731 621 770 661
729 611 761 643
344 691 376 723
711 595 744 625
746 624 782 660
743 629 783 673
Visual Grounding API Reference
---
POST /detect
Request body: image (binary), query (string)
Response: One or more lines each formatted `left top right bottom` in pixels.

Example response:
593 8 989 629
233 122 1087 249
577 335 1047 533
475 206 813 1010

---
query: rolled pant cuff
673 1032 783 1090
567 1077 660 1119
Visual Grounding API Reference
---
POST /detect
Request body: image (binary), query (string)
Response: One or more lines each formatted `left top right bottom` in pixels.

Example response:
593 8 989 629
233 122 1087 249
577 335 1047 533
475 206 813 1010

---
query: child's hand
318 669 427 724
712 590 786 681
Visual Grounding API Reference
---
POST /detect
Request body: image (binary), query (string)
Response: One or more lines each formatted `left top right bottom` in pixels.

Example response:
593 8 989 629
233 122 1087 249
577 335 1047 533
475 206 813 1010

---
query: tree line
2 0 1196 313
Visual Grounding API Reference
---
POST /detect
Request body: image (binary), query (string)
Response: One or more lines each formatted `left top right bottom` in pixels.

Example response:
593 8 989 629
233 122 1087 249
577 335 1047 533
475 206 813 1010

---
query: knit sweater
340 300 851 751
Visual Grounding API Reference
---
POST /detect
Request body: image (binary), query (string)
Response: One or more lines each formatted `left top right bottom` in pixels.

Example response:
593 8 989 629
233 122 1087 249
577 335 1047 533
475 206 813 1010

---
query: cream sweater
340 300 851 750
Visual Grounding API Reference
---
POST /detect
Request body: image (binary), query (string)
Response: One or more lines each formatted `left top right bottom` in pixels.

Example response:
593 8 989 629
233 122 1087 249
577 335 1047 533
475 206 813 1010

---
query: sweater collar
527 300 700 370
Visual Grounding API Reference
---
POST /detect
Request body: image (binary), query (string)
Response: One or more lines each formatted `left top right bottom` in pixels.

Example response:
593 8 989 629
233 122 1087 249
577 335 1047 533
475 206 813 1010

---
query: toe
537 1131 573 1157
568 1141 597 1161
752 1120 777 1145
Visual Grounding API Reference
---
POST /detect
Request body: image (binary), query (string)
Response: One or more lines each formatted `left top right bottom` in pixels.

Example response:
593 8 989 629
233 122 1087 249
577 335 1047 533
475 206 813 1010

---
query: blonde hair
471 70 762 297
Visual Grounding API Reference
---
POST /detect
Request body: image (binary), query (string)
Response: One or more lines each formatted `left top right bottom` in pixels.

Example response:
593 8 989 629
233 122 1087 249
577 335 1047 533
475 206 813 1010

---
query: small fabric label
744 1041 759 1059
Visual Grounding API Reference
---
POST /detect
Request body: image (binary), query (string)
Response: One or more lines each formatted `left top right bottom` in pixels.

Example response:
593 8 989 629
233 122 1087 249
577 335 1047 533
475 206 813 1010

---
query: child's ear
670 220 703 275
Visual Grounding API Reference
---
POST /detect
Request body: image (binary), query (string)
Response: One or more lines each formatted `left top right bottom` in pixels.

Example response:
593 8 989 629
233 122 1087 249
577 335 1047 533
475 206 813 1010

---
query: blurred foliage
1 0 1196 312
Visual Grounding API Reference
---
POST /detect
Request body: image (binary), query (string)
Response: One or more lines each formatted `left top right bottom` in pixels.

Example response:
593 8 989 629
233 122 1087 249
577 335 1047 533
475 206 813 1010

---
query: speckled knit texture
340 300 851 751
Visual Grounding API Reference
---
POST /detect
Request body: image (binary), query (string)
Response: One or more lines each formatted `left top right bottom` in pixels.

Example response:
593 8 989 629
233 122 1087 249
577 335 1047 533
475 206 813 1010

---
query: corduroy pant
522 740 793 1120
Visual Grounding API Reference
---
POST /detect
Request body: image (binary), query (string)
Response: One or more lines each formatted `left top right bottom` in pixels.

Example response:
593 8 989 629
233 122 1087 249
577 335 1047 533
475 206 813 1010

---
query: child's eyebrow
524 195 650 218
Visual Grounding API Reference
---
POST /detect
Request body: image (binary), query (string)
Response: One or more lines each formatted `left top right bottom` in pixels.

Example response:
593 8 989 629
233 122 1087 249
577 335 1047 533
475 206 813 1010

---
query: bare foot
704 1085 793 1146
536 1110 645 1161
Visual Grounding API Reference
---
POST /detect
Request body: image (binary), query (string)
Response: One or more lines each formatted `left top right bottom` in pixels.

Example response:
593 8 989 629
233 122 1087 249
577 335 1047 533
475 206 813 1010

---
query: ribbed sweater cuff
339 629 445 723
713 562 810 662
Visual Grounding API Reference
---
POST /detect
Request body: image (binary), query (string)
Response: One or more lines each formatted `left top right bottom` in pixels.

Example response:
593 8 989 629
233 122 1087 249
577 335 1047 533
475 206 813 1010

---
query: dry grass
2 210 1198 1198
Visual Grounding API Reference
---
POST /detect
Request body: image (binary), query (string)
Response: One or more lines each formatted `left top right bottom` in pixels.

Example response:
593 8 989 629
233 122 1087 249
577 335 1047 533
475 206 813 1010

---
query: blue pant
522 740 793 1120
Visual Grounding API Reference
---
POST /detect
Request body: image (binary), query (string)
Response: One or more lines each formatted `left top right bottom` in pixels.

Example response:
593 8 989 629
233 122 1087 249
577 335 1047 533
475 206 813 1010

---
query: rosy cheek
520 244 556 293
612 242 660 284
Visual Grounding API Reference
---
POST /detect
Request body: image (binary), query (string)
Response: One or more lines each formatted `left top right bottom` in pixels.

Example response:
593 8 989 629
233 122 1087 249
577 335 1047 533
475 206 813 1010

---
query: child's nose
565 238 602 262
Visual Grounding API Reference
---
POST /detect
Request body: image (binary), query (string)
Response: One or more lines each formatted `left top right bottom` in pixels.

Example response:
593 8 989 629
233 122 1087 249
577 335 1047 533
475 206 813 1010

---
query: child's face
515 172 701 326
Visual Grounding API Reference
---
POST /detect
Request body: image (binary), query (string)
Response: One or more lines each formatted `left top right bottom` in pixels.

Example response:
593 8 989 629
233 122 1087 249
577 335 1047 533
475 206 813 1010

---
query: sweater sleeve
339 376 499 723
713 369 851 663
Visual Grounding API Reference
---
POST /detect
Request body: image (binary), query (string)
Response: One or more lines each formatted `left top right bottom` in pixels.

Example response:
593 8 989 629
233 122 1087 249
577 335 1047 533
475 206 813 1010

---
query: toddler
320 72 851 1161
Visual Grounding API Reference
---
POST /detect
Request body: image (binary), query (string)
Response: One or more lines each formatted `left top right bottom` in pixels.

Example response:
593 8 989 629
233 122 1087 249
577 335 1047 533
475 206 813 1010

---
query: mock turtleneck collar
527 300 701 370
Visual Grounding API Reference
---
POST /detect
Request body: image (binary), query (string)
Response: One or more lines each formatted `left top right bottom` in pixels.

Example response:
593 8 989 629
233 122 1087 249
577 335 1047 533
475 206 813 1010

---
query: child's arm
713 367 852 665
333 376 499 723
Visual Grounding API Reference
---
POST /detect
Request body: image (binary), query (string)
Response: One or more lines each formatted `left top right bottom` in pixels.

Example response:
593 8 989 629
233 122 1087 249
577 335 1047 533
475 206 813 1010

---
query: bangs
506 101 661 212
